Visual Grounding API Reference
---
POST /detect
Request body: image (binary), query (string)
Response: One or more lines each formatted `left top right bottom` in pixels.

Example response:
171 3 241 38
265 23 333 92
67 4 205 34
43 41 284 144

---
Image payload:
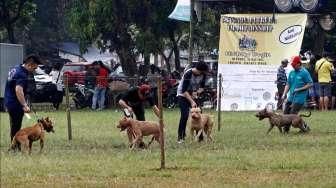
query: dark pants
177 96 191 140
283 101 303 115
283 101 304 132
277 84 286 110
8 108 24 141
132 103 145 121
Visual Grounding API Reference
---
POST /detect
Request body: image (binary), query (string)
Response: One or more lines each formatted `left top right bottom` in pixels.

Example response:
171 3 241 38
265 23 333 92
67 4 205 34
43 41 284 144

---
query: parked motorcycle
194 88 217 109
72 83 94 109
162 79 178 108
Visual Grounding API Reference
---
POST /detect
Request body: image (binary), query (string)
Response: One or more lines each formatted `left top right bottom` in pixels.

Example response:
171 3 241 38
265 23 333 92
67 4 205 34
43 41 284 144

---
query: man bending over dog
176 61 209 143
118 84 160 121
281 56 313 131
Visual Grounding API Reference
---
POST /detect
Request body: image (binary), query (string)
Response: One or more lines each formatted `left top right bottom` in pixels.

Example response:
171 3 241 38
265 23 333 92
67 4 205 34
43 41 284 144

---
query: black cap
24 54 42 65
281 59 289 64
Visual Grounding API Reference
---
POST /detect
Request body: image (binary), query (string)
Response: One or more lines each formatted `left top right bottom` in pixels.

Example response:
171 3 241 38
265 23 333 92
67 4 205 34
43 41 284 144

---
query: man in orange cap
281 56 313 132
118 84 159 120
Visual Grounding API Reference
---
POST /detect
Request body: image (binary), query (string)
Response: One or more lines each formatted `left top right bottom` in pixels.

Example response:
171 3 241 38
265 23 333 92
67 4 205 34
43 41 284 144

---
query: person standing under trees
91 61 109 111
275 59 288 110
307 55 320 109
315 55 335 110
176 61 209 143
85 65 97 90
4 54 42 147
49 63 64 109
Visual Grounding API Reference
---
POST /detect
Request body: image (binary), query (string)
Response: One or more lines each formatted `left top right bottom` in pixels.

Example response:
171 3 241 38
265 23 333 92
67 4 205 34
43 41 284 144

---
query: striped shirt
177 69 206 97
276 65 287 85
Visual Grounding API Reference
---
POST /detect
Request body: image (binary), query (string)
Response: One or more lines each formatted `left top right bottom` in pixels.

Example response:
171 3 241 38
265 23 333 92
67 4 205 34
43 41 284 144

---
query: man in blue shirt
4 54 42 145
281 56 313 114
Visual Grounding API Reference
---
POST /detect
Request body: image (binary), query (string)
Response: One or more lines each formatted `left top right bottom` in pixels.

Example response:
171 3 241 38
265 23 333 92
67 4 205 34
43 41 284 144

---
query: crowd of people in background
276 52 336 111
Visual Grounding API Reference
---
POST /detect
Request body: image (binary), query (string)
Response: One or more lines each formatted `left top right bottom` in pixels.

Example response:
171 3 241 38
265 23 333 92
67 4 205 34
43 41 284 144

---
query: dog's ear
37 119 43 123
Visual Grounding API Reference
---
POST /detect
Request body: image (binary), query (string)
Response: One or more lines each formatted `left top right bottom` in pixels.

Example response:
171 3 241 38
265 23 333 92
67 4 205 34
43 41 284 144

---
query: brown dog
189 107 214 142
255 108 311 134
10 117 54 154
117 117 160 149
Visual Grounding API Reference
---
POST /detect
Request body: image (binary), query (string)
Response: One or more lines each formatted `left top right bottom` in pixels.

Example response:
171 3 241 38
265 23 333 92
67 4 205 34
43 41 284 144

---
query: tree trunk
312 26 325 56
117 49 136 77
6 25 16 44
144 52 150 75
154 53 158 66
169 30 180 72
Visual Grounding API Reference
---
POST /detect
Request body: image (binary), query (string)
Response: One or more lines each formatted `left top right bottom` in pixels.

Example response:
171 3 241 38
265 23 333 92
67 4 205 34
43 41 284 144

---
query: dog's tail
299 111 311 118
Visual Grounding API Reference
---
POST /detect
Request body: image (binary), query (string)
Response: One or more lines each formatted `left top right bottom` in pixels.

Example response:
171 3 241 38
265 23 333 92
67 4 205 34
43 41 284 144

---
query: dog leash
25 104 39 121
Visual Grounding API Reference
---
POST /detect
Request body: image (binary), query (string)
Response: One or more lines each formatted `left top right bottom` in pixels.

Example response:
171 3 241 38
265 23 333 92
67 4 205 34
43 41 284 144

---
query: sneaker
177 139 184 144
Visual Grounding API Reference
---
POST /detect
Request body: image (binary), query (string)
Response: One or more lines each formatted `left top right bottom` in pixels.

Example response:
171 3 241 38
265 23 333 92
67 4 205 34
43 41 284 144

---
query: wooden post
217 74 222 132
157 77 165 169
64 75 72 140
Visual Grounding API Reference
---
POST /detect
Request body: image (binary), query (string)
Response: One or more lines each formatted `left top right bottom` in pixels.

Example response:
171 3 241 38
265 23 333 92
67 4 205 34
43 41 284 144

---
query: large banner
218 14 307 111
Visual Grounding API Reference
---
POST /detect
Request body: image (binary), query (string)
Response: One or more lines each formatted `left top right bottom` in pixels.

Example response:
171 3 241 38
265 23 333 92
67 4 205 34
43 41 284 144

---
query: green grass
1 109 336 187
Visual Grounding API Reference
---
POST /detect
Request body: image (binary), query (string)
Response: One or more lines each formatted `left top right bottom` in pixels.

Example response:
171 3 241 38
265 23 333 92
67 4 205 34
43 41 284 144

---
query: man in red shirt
92 61 109 110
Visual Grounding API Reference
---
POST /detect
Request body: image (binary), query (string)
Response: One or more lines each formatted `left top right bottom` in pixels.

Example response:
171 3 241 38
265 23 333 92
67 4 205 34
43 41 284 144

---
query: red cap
139 84 151 94
291 56 301 67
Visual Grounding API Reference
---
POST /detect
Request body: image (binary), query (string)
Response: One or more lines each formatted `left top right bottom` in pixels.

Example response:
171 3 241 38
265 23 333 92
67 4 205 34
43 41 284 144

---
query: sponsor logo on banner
279 25 303 44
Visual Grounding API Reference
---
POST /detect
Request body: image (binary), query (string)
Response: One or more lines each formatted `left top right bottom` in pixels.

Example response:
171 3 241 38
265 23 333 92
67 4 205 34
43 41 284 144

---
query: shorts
331 82 336 97
319 83 331 97
309 82 319 98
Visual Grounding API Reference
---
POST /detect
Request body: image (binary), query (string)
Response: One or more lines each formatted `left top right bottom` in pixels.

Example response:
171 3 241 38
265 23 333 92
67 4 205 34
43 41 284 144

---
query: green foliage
67 0 187 73
25 0 72 54
1 110 336 187
0 0 37 43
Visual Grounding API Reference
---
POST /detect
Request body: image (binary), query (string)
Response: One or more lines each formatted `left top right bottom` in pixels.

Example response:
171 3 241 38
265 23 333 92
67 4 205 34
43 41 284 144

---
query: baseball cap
139 84 151 96
281 59 289 64
291 56 301 67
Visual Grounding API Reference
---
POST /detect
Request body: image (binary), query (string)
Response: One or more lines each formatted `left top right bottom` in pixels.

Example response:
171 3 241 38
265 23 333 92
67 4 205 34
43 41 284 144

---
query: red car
61 62 93 87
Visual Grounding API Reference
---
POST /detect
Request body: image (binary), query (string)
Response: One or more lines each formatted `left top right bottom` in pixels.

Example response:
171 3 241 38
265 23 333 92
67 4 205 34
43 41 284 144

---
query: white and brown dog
189 107 214 142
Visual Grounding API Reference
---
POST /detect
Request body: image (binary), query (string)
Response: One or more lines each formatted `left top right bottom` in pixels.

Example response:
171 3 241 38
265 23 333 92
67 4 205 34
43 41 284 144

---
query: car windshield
62 65 85 72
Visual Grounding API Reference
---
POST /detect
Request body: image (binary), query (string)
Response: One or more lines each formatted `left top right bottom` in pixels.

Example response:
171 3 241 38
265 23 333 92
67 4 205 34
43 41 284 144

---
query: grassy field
1 108 336 187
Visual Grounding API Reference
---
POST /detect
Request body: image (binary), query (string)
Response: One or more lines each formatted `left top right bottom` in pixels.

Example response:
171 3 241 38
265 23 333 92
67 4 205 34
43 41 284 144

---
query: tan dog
10 117 54 154
189 107 214 142
117 117 160 149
